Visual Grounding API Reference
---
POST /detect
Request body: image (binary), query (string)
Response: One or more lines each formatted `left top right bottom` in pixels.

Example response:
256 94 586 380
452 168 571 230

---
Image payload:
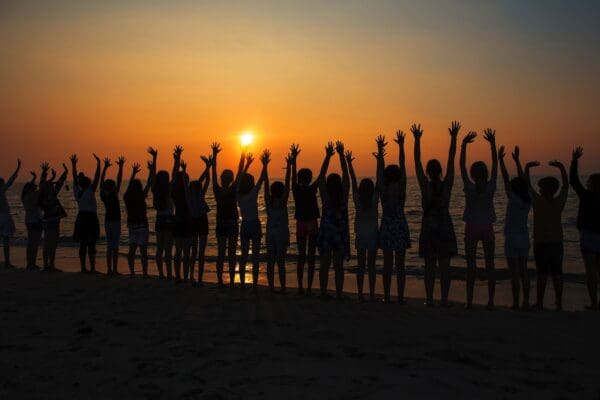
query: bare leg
333 249 344 299
319 251 332 296
141 245 148 276
382 250 393 302
519 256 530 309
164 233 174 278
296 235 307 293
277 247 287 292
583 251 599 308
216 236 226 286
465 238 478 309
439 257 451 306
507 257 520 309
356 247 366 300
367 247 377 300
88 241 96 272
128 243 137 276
197 235 207 285
536 273 547 309
267 245 276 291
155 233 165 278
239 236 250 288
227 235 237 286
174 238 183 281
483 236 495 308
79 242 87 272
552 274 563 311
424 256 436 305
182 239 191 282
395 250 406 304
307 234 317 292
251 237 261 290
190 233 199 282
26 228 42 268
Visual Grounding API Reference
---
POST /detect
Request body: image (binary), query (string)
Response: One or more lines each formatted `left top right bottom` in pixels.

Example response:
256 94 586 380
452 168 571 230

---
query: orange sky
1 1 599 179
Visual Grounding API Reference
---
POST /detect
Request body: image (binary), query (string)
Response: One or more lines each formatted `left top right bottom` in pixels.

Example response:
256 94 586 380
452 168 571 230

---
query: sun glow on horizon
240 131 254 147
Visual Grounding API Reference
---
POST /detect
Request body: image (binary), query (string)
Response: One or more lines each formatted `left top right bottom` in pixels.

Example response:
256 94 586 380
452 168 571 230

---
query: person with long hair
123 150 155 277
570 147 600 309
0 159 21 268
378 132 411 304
237 151 268 290
317 141 350 300
460 129 498 309
70 154 101 273
346 148 380 302
212 142 247 287
188 155 212 286
39 163 68 271
264 151 292 292
172 155 193 283
100 156 125 274
151 146 176 279
22 163 47 270
413 122 459 307
498 146 532 310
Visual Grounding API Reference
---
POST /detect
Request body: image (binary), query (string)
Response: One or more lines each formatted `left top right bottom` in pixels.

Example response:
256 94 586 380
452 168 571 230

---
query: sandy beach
1 256 599 399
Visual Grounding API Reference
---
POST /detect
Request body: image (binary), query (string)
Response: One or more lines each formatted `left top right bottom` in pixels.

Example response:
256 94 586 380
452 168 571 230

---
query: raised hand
512 146 520 162
70 154 78 165
335 141 345 154
448 120 461 137
116 156 126 166
17 159 22 169
290 143 301 159
30 171 36 179
498 146 506 160
260 149 271 165
572 146 583 161
41 162 50 172
103 157 112 168
463 131 477 145
147 147 158 158
375 135 387 150
246 152 255 166
395 130 406 144
211 142 221 155
201 155 211 167
410 124 422 140
62 163 68 172
173 145 184 159
549 160 564 169
525 161 540 169
93 153 101 163
325 142 335 157
132 163 141 175
345 150 354 163
483 128 496 144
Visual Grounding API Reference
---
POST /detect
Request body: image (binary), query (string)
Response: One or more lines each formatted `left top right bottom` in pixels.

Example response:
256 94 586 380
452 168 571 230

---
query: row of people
1 123 599 310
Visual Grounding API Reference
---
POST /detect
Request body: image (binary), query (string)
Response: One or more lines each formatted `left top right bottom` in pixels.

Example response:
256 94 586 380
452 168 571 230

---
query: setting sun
240 132 254 147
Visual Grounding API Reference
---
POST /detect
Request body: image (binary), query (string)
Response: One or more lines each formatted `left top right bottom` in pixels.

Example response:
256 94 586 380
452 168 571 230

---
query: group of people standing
1 122 599 311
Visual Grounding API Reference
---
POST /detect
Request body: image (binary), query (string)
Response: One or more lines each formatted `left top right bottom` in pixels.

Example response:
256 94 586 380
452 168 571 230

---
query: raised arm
346 150 358 195
29 170 37 184
483 128 498 184
49 169 56 183
199 155 212 193
314 142 335 188
116 156 126 193
460 132 477 185
91 153 101 192
233 149 247 188
261 150 271 206
498 146 511 197
211 142 221 190
511 146 524 178
100 157 112 189
395 129 406 186
524 161 540 198
39 162 50 184
4 159 21 188
129 163 141 190
55 164 69 193
570 147 585 196
255 151 268 192
143 155 156 197
336 141 350 195
445 121 460 187
171 145 183 184
284 153 292 201
375 135 387 190
550 160 569 207
290 144 300 190
411 124 426 189
69 154 78 185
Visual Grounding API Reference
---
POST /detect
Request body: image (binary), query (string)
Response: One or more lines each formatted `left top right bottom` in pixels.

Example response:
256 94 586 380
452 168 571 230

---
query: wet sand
1 258 599 399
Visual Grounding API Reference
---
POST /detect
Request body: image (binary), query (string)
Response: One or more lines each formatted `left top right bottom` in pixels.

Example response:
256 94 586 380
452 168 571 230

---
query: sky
1 0 599 179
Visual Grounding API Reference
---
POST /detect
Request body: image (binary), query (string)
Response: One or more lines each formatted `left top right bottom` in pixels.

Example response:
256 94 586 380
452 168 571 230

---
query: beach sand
1 252 599 399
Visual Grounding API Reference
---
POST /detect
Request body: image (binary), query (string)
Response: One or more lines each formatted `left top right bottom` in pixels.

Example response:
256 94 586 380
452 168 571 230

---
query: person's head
358 178 375 209
125 179 144 208
383 164 401 186
270 181 285 205
102 179 116 193
128 179 143 195
426 159 443 181
152 170 170 210
298 168 313 186
238 173 255 195
538 176 560 198
21 182 37 203
587 173 600 193
326 173 343 209
221 169 234 187
470 161 489 183
510 176 530 204
78 174 91 190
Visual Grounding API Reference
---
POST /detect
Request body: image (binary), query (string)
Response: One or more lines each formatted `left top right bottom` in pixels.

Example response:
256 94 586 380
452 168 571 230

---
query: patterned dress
378 186 411 252
317 191 350 260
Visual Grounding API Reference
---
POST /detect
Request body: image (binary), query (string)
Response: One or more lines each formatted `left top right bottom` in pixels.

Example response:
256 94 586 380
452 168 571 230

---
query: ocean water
4 177 585 274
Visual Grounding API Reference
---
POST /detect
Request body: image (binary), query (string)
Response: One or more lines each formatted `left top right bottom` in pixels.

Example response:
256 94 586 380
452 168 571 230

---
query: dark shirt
214 186 238 221
570 159 600 233
124 191 148 226
100 189 121 222
292 184 320 221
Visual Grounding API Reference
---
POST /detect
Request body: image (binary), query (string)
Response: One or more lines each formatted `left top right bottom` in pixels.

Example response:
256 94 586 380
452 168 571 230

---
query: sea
4 176 586 276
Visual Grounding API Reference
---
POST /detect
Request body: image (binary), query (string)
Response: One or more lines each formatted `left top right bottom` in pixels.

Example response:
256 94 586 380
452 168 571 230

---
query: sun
240 131 254 147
